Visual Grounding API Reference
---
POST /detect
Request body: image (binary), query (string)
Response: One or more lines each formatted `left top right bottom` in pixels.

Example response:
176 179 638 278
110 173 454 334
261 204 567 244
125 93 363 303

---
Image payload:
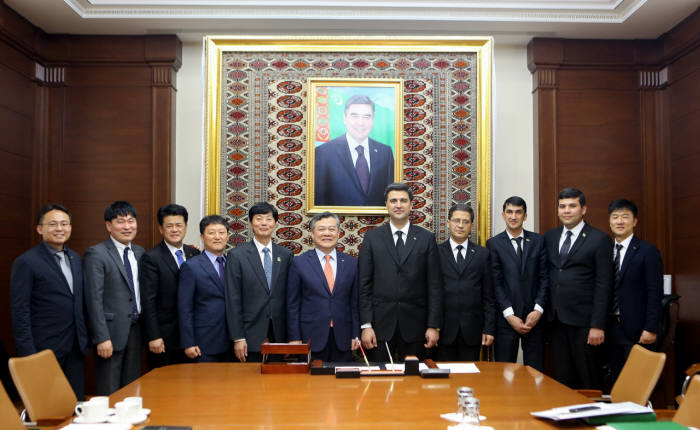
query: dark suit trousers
550 318 603 389
312 327 351 362
368 326 425 363
494 323 544 372
58 340 86 400
237 319 280 363
95 321 142 396
606 317 656 384
436 328 480 361
147 346 189 369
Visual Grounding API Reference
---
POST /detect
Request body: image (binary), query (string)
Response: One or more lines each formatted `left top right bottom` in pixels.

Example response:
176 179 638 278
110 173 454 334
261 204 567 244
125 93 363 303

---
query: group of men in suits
9 184 663 397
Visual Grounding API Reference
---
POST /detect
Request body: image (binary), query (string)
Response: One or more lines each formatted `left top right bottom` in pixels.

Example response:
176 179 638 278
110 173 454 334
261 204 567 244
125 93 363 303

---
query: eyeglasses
44 221 71 228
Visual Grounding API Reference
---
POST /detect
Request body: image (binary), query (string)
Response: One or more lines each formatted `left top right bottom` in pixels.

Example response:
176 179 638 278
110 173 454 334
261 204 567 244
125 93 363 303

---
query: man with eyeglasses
139 204 200 369
84 201 145 395
10 204 89 399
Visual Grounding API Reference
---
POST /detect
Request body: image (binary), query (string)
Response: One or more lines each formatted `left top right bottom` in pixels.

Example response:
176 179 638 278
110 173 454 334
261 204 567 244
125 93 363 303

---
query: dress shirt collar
614 233 634 248
449 237 468 254
110 235 132 253
164 240 185 261
506 230 524 241
203 249 223 265
389 221 410 242
346 132 369 154
42 240 65 254
562 220 585 239
315 248 337 262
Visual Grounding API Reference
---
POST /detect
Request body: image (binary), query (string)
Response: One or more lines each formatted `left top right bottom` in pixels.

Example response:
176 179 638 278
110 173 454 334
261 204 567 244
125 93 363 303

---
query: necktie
324 254 334 293
263 247 272 289
612 243 623 314
175 249 185 268
216 256 226 284
559 231 573 264
355 145 370 194
123 247 138 321
55 251 74 293
395 231 405 259
456 244 465 268
513 237 523 265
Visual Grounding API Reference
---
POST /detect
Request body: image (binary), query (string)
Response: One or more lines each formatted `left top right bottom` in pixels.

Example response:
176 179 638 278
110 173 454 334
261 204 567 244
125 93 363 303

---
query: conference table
104 362 594 429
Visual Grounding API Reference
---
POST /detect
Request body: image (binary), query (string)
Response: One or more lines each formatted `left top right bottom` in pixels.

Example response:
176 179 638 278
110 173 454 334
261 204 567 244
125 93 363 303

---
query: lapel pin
526 238 531 242
582 233 587 238
277 257 281 262
413 237 416 241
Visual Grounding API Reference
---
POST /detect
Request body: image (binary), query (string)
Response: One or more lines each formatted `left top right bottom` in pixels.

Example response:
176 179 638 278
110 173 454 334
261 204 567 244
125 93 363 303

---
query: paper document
436 362 480 373
60 424 132 430
531 401 652 421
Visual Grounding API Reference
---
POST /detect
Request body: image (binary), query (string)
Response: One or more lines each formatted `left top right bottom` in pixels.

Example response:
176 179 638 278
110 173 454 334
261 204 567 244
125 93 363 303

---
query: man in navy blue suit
607 199 663 382
287 212 360 361
178 215 231 362
486 197 548 371
10 204 89 399
314 94 395 207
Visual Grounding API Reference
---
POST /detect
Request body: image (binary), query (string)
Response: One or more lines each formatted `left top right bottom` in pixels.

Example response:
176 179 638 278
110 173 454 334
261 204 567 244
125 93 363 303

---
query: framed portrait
306 78 403 215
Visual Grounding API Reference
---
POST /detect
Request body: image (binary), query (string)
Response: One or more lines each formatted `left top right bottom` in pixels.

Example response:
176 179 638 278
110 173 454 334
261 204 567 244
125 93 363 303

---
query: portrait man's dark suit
139 241 200 368
225 241 293 359
287 249 359 360
314 135 394 207
10 243 89 399
608 235 663 379
178 253 230 361
486 230 548 370
84 238 145 395
358 223 442 360
437 239 496 361
545 223 613 389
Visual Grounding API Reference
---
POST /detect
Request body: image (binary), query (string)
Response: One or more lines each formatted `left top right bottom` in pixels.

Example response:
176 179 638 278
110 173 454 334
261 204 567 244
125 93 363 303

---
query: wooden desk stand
260 342 310 374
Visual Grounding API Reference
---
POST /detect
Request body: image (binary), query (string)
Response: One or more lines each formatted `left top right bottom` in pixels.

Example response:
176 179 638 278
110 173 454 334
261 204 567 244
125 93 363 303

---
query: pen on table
385 341 395 370
357 341 371 368
568 405 600 413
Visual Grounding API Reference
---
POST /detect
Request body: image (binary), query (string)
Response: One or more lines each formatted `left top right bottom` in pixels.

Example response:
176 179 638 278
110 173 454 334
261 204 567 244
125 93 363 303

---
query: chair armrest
653 409 676 421
577 389 603 398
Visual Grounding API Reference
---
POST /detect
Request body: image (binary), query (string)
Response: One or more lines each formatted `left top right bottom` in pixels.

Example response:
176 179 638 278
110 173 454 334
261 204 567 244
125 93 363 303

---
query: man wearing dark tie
544 188 613 389
84 201 145 395
359 183 442 361
139 204 200 369
225 202 293 362
486 197 548 371
437 204 496 361
607 199 663 382
10 204 89 399
178 215 231 362
287 212 360 361
314 94 395 207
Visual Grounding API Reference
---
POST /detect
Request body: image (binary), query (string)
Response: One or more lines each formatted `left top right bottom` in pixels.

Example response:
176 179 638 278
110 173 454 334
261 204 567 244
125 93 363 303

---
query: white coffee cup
124 396 143 411
75 398 108 422
90 396 110 408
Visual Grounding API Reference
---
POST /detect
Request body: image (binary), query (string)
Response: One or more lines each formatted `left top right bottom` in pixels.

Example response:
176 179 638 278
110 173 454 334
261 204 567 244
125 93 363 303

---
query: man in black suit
486 197 548 371
84 201 145 395
607 199 663 382
314 94 395 207
225 202 293 362
139 204 200 369
437 204 495 361
545 188 613 389
359 183 442 362
10 204 89 399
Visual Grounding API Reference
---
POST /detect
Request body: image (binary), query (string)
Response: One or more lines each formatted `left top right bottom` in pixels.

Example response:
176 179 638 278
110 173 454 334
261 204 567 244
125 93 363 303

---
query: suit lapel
201 255 224 290
566 223 589 261
440 240 460 274
550 226 564 266
379 224 401 266
104 239 132 288
158 241 179 276
500 232 520 267
460 241 476 275
520 231 532 273
367 140 382 196
38 244 72 294
246 242 270 293
271 244 284 290
307 250 332 295
399 225 420 266
335 138 364 195
618 236 639 283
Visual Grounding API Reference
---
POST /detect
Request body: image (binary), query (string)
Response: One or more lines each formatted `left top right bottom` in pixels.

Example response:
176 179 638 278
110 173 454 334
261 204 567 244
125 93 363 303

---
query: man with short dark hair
178 215 232 362
315 94 395 207
10 204 89 399
225 202 293 362
139 204 200 369
607 199 663 382
84 201 145 395
287 212 360 361
437 204 495 361
359 183 442 361
487 197 548 371
545 188 613 389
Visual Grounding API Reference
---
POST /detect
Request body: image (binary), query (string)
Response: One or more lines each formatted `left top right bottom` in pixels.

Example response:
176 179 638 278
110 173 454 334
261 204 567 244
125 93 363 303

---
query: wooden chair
0 382 25 430
578 344 666 406
673 375 700 427
8 349 77 424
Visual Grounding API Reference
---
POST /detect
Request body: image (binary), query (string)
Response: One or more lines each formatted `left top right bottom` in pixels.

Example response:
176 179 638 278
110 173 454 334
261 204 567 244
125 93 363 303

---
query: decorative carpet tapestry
219 49 483 256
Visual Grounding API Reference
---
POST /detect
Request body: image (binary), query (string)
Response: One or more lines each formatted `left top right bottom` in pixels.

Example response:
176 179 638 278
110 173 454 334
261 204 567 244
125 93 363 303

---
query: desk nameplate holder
260 342 310 374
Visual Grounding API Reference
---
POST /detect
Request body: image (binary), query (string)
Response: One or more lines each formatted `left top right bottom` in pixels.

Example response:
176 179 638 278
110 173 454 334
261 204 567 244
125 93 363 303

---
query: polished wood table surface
106 362 593 429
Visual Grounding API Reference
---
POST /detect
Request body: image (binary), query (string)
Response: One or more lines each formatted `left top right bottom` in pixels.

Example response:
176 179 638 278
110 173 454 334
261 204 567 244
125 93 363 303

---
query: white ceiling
6 0 699 43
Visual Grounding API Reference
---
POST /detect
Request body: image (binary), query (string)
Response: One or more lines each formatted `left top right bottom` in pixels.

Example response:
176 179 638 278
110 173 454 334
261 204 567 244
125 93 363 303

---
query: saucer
73 415 109 424
140 408 151 415
107 413 148 425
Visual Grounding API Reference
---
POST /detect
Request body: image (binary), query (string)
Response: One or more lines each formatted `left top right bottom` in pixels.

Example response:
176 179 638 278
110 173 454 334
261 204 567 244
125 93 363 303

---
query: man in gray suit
225 202 293 362
84 201 145 395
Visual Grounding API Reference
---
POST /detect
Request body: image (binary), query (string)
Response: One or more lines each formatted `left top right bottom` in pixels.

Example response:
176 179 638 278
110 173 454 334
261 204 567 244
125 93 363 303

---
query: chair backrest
610 344 666 405
674 375 700 427
0 382 26 430
8 349 77 421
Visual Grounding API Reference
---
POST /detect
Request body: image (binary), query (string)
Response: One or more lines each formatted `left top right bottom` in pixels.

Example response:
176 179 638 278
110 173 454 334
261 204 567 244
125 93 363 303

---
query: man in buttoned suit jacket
544 188 613 389
314 94 394 207
486 197 548 371
607 199 663 382
139 204 200 369
437 204 496 361
225 202 293 362
178 215 231 362
10 204 89 399
287 212 360 361
359 183 443 362
84 201 145 395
